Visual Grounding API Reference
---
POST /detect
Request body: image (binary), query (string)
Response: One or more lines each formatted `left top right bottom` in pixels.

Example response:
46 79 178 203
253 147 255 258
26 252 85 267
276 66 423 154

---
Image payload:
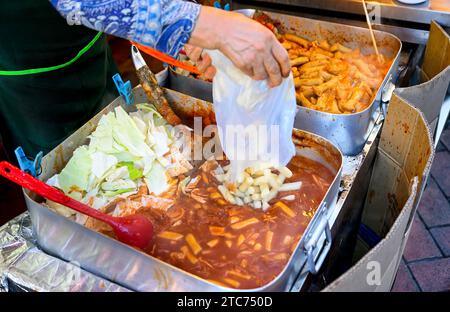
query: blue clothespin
112 73 134 105
14 147 43 177
214 1 230 11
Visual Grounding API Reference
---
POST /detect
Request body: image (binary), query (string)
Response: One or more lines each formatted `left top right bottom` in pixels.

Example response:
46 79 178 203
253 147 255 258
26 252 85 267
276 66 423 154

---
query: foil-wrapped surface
0 213 129 292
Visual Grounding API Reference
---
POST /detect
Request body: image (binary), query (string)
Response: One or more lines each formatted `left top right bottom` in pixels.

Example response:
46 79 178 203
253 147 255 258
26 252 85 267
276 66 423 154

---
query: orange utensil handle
131 42 201 75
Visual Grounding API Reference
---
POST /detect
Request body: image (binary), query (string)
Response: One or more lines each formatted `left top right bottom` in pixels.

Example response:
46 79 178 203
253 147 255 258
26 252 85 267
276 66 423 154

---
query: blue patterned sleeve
49 0 201 57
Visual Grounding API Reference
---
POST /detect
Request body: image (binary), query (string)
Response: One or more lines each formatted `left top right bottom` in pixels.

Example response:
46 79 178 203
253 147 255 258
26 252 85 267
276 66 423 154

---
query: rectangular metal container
167 67 213 103
23 87 343 292
262 10 402 156
163 9 402 156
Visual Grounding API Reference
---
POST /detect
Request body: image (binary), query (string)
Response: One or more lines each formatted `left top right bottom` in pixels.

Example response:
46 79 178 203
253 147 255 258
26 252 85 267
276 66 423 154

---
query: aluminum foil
0 213 129 292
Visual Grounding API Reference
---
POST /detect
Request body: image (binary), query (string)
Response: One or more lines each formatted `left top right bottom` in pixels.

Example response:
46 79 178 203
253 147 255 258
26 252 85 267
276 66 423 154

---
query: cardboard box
322 21 450 292
396 21 450 137
323 92 434 291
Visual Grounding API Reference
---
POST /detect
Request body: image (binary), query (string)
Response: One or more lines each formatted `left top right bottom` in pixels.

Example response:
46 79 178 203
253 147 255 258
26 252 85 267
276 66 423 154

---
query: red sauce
134 155 335 289
88 155 334 289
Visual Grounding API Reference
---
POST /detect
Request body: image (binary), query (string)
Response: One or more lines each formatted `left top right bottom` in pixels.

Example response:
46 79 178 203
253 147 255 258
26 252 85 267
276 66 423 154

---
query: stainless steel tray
23 87 343 292
168 67 213 103
163 9 402 156
241 10 402 155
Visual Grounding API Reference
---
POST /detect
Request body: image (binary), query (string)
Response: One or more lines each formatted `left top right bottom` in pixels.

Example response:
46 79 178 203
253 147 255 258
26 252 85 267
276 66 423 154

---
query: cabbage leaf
57 146 92 194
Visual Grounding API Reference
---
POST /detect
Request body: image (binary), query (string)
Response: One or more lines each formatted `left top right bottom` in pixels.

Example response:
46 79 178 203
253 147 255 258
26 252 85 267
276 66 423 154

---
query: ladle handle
0 161 109 222
0 161 69 203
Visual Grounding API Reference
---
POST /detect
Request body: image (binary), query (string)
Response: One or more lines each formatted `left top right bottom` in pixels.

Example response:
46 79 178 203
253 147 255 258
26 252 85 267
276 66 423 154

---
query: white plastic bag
208 50 297 179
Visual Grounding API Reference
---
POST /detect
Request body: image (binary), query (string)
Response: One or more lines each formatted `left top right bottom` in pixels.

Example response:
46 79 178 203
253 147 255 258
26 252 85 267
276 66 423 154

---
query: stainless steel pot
23 87 343 291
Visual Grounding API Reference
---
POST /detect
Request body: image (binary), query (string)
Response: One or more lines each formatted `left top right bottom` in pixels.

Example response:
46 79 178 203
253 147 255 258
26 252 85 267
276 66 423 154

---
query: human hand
188 6 290 87
183 44 216 80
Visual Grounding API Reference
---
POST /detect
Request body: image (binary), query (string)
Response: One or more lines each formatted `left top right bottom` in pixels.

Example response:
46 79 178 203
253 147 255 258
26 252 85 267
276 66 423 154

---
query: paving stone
409 258 450 292
430 151 450 198
430 226 450 257
391 259 420 292
404 216 442 262
417 177 450 227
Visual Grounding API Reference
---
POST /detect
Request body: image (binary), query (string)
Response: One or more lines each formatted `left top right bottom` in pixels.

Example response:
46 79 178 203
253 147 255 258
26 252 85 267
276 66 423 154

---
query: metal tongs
131 45 183 125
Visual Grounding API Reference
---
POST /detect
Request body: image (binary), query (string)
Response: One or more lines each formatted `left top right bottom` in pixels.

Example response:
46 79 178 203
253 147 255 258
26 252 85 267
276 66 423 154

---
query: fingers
184 44 203 62
203 66 216 80
184 47 217 80
226 52 254 78
196 53 212 73
197 53 217 80
190 9 290 87
251 54 269 81
272 41 291 78
263 54 282 87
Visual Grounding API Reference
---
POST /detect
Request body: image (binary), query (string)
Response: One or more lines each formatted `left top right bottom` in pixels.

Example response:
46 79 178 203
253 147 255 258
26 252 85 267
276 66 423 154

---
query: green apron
0 0 118 161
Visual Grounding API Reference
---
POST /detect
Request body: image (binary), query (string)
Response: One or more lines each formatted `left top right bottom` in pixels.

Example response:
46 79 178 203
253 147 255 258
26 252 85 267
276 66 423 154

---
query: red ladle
0 161 153 249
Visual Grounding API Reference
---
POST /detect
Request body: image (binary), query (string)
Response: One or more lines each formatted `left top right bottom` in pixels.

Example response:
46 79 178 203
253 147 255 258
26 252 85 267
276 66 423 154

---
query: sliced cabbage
103 188 136 197
57 146 92 194
113 107 153 156
46 174 60 188
101 179 136 191
113 107 155 175
90 151 118 179
89 112 122 154
144 161 169 195
81 188 107 209
46 200 76 218
118 161 143 180
131 115 148 136
152 127 171 157
111 151 141 163
105 166 129 182
146 126 156 147
48 103 192 211
157 156 170 168
136 103 163 119
133 158 150 174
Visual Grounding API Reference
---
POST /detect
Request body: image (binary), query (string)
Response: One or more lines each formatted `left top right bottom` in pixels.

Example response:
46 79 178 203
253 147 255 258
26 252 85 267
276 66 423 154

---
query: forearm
49 0 201 57
187 6 224 50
